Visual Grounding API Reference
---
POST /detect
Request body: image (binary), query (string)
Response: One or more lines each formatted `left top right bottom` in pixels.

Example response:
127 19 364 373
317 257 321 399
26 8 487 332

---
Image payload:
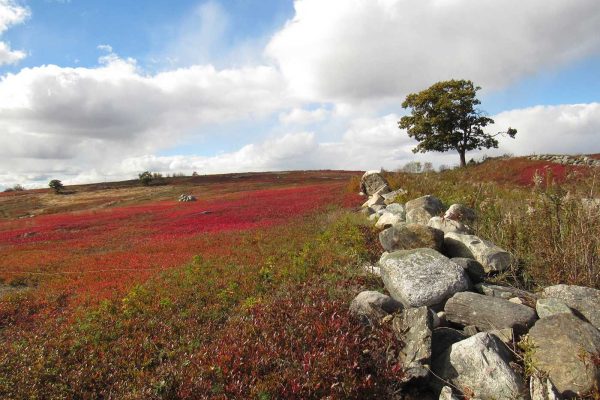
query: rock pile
178 194 197 202
349 171 600 399
527 154 600 167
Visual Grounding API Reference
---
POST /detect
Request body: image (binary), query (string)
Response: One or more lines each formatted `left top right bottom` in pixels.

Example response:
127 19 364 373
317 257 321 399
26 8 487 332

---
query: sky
0 0 599 189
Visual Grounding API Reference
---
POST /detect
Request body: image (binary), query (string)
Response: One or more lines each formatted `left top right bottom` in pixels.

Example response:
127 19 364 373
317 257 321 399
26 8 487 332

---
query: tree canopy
398 79 516 167
48 179 64 194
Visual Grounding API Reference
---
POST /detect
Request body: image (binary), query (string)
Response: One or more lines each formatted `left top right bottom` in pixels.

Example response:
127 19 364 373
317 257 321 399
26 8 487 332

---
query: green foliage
398 79 516 167
138 171 153 186
48 179 64 193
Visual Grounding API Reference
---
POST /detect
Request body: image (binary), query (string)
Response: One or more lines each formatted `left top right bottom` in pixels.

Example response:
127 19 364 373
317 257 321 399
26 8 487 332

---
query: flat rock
360 171 390 196
541 284 600 329
444 291 537 333
450 257 486 283
475 283 536 303
428 216 473 234
349 291 403 325
528 313 600 397
380 248 470 307
392 306 432 381
444 232 513 273
379 223 444 252
535 298 572 319
432 332 526 400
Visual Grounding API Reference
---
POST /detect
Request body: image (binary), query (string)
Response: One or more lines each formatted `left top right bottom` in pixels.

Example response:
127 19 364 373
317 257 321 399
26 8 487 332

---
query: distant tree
3 184 25 192
192 171 199 177
398 79 517 168
138 171 153 186
48 179 64 194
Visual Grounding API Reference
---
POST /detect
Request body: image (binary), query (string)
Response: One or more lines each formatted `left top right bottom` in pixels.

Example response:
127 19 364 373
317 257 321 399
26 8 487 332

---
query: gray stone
432 332 526 400
541 284 600 329
475 283 536 303
368 213 378 222
445 292 537 333
360 171 390 196
392 306 432 381
528 313 600 397
406 207 437 225
375 212 404 229
362 263 381 277
382 189 407 205
363 194 385 208
444 204 477 226
406 195 445 215
380 248 470 307
370 204 385 212
444 232 513 273
535 298 572 319
349 291 403 325
428 216 473 234
379 223 444 252
431 327 466 357
450 257 486 283
384 202 405 217
530 374 560 400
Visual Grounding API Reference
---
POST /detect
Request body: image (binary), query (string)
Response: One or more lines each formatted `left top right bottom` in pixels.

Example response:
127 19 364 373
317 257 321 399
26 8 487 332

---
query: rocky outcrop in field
349 170 600 399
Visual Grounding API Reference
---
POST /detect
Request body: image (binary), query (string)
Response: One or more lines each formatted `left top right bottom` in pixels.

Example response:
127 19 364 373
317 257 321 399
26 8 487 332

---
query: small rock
382 189 407 205
432 332 526 400
535 298 572 319
439 386 459 400
380 248 470 307
444 204 477 226
530 373 560 400
509 297 524 305
379 223 444 252
362 263 381 277
349 291 403 325
444 232 513 273
528 313 600 397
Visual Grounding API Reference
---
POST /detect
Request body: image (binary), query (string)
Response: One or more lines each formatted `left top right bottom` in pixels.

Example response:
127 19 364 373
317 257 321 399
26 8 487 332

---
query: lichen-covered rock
450 257 486 283
530 373 560 400
383 202 405 217
379 223 443 252
541 284 600 330
406 207 437 225
392 306 432 381
432 332 526 400
528 313 600 397
349 291 402 325
535 298 572 319
382 189 407 205
360 171 390 196
380 248 470 307
443 232 513 272
475 283 536 303
362 194 385 208
444 204 476 226
375 212 404 229
406 195 445 215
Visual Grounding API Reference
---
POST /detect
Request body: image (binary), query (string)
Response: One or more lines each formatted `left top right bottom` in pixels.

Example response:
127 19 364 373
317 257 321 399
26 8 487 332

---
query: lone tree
398 79 516 168
138 171 153 186
48 179 64 194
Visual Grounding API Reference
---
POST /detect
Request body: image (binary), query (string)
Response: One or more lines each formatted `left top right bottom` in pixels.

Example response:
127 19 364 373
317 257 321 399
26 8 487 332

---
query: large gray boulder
444 291 537 333
380 248 470 307
432 332 526 400
535 298 572 319
379 223 444 252
428 216 473 234
349 290 403 325
528 313 600 397
444 204 476 226
392 306 432 381
443 232 513 273
406 195 445 215
360 171 390 196
541 284 600 330
406 207 437 225
384 202 405 217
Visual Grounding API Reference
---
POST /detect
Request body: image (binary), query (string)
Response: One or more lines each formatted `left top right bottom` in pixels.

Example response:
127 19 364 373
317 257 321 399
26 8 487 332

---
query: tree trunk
459 150 466 168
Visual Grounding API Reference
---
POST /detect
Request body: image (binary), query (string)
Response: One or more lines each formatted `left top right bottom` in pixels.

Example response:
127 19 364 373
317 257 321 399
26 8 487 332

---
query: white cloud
267 0 600 102
0 0 29 65
279 107 329 125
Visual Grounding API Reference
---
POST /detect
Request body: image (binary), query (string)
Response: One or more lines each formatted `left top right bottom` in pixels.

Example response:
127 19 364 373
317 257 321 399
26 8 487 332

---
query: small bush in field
48 179 64 193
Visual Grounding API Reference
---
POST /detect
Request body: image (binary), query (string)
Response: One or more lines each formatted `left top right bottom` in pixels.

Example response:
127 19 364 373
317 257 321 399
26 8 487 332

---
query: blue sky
0 0 599 188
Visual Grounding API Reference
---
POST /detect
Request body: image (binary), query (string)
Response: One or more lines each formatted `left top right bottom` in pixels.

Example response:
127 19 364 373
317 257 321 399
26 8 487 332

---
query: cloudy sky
0 0 599 189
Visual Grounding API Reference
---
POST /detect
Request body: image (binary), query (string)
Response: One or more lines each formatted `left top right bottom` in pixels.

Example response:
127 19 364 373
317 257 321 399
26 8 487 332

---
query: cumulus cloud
0 0 29 65
279 107 329 125
267 0 600 102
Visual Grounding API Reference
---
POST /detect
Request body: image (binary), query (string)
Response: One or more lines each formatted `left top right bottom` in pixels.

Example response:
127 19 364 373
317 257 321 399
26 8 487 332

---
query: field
1 158 599 399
